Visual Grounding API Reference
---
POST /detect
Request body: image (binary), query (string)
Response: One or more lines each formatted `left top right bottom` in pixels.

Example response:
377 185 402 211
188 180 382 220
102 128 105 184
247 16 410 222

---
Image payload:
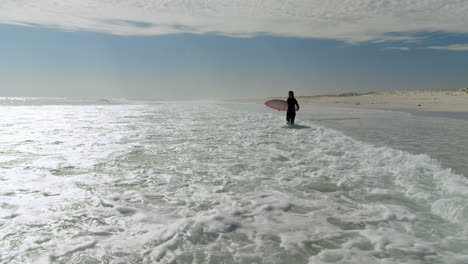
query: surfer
287 91 300 124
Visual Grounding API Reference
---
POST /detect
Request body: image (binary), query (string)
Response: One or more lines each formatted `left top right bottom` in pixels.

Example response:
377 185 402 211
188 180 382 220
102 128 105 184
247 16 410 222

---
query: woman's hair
289 91 295 98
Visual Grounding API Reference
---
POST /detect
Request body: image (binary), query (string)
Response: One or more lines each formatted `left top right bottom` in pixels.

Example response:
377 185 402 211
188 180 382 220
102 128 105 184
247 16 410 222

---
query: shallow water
302 106 468 178
1 101 468 263
224 103 468 178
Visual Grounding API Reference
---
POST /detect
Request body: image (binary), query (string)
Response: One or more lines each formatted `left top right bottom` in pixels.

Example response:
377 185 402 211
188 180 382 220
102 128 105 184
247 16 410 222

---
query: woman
287 91 300 124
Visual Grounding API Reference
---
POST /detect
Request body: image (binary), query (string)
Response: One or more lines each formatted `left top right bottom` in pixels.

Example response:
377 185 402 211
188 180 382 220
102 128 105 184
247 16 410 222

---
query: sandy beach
250 88 468 112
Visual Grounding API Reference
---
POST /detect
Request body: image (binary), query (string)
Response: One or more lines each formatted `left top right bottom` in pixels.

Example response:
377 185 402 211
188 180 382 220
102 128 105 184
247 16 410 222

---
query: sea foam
0 102 467 263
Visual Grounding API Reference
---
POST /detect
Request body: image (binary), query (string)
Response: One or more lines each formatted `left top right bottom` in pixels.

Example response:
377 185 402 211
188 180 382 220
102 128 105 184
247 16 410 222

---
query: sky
1 0 468 99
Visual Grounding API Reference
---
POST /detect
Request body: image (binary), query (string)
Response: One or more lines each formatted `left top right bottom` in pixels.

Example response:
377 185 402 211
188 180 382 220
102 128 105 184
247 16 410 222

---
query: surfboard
265 99 297 111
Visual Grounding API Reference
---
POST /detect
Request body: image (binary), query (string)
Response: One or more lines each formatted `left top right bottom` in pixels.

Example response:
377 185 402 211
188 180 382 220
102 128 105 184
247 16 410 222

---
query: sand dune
258 88 468 112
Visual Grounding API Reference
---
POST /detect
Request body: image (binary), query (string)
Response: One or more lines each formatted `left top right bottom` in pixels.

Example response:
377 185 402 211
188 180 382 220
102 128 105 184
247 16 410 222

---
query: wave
0 97 134 105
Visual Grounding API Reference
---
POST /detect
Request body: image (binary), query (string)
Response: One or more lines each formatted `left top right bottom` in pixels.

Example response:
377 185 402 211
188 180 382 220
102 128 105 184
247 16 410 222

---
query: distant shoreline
227 88 468 112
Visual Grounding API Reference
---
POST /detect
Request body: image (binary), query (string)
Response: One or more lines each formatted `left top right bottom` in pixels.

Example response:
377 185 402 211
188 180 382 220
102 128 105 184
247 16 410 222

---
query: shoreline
228 88 468 112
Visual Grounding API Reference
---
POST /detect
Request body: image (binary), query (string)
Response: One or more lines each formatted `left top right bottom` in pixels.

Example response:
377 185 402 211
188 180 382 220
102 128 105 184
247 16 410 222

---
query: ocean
1 98 467 263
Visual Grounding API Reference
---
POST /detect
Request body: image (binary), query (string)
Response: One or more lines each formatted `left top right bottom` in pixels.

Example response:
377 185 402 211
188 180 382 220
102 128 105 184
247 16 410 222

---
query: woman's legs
286 111 296 124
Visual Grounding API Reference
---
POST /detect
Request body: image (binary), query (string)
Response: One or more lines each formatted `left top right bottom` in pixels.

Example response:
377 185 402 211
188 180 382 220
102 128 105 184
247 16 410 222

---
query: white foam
1 102 467 263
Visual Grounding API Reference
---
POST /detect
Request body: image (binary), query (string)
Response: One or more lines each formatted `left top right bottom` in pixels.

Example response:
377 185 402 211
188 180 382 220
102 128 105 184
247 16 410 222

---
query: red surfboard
265 99 297 111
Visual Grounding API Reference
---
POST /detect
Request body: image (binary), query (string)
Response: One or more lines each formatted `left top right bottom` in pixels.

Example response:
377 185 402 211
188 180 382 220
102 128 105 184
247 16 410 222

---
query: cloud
0 0 467 43
428 44 468 51
384 47 410 51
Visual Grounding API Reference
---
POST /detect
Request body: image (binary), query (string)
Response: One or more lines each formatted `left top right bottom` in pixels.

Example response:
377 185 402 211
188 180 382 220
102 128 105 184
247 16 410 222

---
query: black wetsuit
286 98 299 124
